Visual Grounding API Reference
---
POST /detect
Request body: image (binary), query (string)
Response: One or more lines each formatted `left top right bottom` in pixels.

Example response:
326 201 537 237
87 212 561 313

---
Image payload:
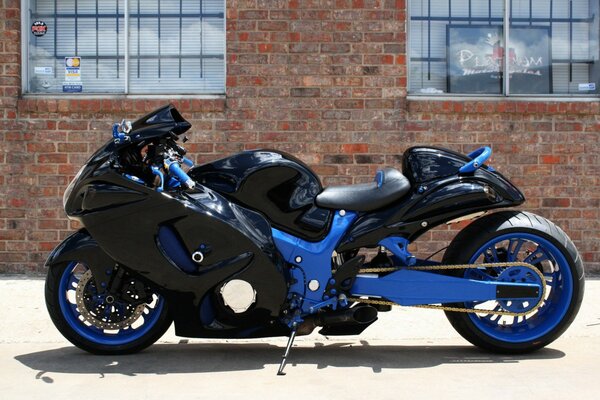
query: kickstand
277 327 297 376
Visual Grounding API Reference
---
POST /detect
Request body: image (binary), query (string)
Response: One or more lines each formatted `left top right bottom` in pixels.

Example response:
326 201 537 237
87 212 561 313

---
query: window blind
128 0 225 94
26 0 225 95
28 0 125 93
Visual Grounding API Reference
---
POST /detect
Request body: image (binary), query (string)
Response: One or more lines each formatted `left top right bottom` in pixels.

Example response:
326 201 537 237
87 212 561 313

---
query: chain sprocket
347 262 547 317
75 270 146 330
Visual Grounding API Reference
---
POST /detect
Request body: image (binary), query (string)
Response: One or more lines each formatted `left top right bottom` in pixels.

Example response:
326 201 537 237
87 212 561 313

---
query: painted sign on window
447 25 551 94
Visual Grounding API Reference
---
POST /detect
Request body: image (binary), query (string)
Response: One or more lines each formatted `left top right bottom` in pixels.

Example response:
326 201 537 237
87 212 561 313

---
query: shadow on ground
15 341 565 380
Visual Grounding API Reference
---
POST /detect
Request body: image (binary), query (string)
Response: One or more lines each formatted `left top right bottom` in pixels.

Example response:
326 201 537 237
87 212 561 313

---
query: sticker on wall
63 57 82 92
578 83 596 91
31 21 48 37
34 66 53 75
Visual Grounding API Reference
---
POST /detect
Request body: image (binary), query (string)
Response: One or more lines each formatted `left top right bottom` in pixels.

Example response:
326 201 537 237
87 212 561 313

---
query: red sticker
31 21 47 37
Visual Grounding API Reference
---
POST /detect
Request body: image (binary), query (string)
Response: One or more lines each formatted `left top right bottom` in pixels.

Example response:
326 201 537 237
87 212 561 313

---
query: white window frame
20 0 226 97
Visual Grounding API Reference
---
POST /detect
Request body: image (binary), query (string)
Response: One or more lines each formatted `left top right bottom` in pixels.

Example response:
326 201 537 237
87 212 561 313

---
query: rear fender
46 229 115 294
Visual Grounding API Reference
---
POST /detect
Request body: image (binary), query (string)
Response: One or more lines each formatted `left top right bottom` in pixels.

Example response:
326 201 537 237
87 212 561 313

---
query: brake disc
75 270 145 330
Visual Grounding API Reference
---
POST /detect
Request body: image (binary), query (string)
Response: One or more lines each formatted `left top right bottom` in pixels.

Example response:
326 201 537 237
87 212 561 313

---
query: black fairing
403 146 469 184
128 104 191 143
189 150 333 241
337 146 525 252
60 141 289 338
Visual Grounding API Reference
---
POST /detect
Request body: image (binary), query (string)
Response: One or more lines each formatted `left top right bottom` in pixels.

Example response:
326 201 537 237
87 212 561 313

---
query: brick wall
1 0 599 274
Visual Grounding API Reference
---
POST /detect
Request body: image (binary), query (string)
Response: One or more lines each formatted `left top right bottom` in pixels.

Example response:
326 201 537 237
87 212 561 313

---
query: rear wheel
443 211 584 353
45 262 172 354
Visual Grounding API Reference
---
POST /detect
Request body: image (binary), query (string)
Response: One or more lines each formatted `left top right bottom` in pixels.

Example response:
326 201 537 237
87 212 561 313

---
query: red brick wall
1 0 599 274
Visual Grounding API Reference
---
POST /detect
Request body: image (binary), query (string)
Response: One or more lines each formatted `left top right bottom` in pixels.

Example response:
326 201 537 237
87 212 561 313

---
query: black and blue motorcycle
45 105 584 374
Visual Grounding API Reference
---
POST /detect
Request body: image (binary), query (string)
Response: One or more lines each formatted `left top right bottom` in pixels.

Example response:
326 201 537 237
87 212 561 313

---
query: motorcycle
45 104 585 375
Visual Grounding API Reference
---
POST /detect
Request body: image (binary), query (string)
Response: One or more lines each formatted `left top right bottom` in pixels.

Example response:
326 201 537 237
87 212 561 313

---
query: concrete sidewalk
1 277 599 399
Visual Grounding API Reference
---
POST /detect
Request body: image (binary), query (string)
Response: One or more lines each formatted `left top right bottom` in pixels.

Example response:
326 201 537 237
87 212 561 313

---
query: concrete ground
0 277 599 400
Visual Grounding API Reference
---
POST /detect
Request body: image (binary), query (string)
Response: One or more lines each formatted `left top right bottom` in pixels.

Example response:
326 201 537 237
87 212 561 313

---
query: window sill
407 95 600 102
406 95 600 114
20 93 226 100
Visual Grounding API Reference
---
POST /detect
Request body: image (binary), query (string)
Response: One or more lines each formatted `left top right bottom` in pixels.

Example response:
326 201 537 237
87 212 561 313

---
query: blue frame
272 209 543 320
272 211 358 315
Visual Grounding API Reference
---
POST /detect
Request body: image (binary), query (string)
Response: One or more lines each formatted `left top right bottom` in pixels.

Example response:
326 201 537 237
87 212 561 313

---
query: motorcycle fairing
45 230 116 295
189 150 333 242
190 146 525 256
128 104 191 142
55 141 290 338
336 146 525 252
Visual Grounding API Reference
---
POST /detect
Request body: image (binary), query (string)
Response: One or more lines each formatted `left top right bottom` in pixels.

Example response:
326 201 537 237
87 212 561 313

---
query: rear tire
443 211 584 353
46 262 172 355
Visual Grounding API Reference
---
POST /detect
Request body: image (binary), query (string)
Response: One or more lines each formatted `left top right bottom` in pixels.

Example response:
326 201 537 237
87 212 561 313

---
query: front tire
443 211 584 353
46 262 172 354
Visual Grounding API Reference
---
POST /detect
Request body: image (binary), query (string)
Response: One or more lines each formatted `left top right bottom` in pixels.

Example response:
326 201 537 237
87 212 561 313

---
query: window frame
20 0 227 97
407 0 600 99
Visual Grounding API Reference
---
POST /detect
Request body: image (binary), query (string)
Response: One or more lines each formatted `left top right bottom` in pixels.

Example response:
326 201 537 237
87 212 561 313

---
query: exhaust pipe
318 305 378 327
295 305 379 336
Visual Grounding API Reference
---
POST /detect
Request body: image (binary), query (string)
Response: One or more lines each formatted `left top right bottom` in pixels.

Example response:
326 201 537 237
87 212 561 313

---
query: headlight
63 164 86 210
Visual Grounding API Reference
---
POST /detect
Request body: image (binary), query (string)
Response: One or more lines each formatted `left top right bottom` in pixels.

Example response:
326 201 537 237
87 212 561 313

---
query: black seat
315 168 411 212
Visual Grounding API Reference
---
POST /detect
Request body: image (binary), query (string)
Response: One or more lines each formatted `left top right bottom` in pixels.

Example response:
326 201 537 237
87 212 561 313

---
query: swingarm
351 262 545 315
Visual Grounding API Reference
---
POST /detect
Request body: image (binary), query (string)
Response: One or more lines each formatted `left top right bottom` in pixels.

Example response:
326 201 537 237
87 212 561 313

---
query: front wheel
45 262 172 354
443 211 584 353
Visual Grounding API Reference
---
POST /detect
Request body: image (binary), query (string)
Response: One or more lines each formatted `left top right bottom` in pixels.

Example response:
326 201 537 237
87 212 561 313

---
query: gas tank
189 150 332 241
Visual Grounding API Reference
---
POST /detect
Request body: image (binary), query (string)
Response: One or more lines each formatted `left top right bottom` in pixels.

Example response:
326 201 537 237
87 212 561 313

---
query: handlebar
164 159 195 189
182 157 194 167
112 117 195 191
459 146 492 174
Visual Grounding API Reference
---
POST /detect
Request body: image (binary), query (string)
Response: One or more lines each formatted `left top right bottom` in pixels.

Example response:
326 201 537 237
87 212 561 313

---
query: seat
315 168 411 212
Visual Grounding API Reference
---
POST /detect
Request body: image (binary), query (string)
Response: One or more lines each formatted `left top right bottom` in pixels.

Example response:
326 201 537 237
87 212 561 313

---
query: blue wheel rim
465 233 574 343
58 262 164 346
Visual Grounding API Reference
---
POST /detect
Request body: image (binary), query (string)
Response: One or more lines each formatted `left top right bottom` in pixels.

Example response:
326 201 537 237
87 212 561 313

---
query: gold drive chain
347 262 547 317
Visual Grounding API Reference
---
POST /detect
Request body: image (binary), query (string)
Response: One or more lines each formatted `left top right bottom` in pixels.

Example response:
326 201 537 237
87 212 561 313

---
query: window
24 0 225 95
409 0 600 96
